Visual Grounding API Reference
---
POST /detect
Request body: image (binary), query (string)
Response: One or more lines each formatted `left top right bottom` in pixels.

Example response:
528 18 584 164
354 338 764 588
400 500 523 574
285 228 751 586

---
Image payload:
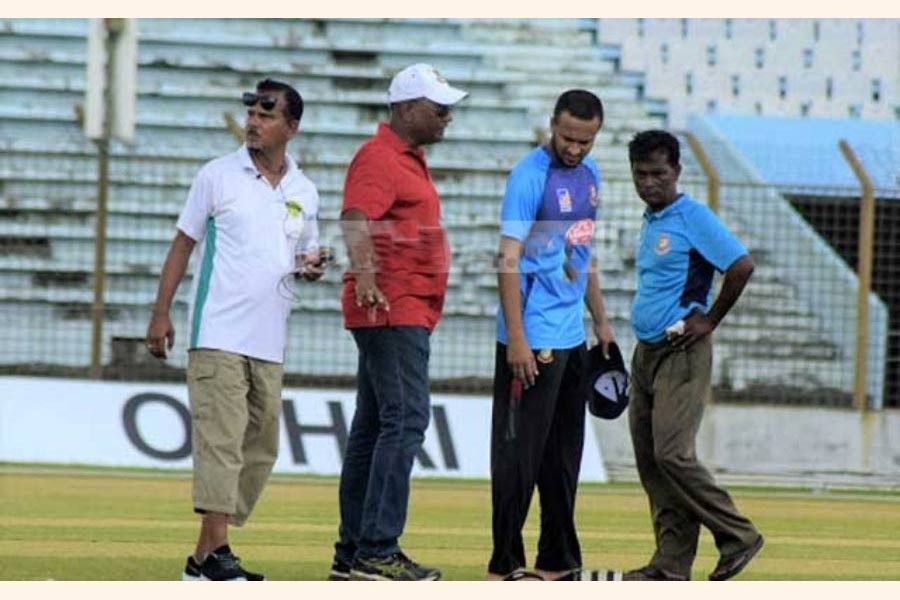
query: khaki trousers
187 349 283 526
628 337 759 577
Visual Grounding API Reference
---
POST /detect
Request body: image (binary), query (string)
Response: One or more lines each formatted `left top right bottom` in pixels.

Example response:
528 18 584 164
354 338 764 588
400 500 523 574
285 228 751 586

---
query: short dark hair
628 130 681 167
553 89 604 123
257 78 304 123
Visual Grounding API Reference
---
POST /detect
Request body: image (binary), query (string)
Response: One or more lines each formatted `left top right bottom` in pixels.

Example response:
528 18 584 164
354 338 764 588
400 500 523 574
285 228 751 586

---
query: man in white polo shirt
146 79 325 581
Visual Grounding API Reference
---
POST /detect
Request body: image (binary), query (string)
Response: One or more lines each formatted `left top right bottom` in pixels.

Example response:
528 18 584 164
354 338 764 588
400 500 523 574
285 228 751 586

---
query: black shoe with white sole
327 556 352 581
181 545 265 581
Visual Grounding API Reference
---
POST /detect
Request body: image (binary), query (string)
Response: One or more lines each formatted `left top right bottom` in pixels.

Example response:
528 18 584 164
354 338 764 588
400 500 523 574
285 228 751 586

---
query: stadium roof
705 115 900 197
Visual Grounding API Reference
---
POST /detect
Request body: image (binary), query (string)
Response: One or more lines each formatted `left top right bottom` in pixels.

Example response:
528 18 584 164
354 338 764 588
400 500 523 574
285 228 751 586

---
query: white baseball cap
388 63 468 106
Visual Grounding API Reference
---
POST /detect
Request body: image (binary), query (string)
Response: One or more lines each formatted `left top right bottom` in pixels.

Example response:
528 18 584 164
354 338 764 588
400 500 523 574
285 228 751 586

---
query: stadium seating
0 18 853 398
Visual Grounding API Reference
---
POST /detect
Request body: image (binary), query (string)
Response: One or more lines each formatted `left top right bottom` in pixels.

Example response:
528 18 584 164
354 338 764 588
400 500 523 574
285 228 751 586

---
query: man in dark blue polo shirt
623 130 764 582
489 90 617 581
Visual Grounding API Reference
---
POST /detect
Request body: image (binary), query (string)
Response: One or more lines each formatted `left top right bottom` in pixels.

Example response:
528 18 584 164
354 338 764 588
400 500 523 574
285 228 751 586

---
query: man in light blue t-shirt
623 130 763 582
488 90 617 581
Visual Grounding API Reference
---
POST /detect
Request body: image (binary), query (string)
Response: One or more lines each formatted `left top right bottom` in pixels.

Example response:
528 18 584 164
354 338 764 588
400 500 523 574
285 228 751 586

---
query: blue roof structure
704 115 899 196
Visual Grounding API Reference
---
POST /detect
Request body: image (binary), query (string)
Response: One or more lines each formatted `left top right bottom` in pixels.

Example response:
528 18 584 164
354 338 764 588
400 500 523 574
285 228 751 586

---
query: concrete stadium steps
713 353 852 393
0 56 531 122
0 139 636 192
0 132 640 199
0 24 488 73
453 19 667 182
451 19 596 46
0 115 538 168
0 84 534 137
0 18 853 393
139 18 468 46
0 167 518 218
0 190 519 226
0 145 519 185
0 55 516 105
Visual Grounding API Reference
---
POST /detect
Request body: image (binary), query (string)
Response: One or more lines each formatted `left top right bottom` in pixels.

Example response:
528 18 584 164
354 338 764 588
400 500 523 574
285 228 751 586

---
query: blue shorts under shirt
496 146 601 349
631 194 748 343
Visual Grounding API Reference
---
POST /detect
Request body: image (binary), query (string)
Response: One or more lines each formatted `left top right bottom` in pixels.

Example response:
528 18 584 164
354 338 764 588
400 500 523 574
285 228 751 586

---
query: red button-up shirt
341 123 451 332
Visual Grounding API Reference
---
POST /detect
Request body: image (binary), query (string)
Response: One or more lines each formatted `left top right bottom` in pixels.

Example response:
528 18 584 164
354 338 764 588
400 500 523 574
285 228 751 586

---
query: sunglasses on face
242 92 277 111
423 100 452 118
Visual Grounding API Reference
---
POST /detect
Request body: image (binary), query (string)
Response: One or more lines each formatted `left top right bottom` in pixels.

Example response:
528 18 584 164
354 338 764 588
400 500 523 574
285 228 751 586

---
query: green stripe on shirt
190 218 216 348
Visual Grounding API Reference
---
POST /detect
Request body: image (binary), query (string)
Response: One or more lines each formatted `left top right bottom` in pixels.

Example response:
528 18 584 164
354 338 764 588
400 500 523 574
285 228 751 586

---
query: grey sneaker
350 552 441 581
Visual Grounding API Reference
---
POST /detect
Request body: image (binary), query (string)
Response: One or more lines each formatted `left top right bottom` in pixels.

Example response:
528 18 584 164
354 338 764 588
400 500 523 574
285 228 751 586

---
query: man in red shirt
329 64 467 581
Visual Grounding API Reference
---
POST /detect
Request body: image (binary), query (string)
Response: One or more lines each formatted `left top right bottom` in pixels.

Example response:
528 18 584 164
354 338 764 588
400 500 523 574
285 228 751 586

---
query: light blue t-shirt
496 146 601 349
631 194 748 343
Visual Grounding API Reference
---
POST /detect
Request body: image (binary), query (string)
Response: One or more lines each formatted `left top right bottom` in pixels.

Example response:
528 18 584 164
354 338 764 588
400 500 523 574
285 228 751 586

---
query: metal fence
1 17 896 409
3 158 897 408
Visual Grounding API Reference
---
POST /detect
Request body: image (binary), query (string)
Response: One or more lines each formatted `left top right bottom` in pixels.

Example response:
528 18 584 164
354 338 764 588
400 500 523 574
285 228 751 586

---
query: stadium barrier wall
0 376 608 482
4 376 899 489
593 404 900 489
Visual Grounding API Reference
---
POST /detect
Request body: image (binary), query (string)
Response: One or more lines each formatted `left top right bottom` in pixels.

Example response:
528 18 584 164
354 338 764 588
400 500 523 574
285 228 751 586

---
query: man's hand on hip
671 311 713 349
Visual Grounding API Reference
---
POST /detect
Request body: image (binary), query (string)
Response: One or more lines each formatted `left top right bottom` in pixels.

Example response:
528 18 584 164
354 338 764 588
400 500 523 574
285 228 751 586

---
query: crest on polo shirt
556 188 573 213
589 184 598 207
655 233 672 255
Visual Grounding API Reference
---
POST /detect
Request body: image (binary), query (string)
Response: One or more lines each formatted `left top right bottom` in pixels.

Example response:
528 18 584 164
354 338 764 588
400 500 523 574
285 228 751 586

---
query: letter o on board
122 393 191 460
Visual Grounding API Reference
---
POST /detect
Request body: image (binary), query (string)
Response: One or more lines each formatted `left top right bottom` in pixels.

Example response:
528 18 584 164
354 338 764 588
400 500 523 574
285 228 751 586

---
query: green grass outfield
1 464 899 581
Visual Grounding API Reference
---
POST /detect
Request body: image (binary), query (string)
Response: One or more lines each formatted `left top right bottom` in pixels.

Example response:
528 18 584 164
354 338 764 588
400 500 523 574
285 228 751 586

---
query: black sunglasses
242 92 277 111
423 100 452 118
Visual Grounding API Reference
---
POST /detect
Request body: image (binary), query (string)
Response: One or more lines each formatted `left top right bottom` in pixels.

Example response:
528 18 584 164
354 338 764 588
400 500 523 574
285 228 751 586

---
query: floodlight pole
89 19 123 379
838 139 875 411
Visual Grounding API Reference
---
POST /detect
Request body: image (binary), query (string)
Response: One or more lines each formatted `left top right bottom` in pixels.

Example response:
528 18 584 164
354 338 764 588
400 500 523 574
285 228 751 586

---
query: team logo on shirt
655 233 672 255
556 188 573 213
565 219 595 246
589 184 598 207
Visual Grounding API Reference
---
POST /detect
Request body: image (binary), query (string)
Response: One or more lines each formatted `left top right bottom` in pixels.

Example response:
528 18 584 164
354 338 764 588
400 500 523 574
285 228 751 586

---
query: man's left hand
671 311 714 349
297 247 332 282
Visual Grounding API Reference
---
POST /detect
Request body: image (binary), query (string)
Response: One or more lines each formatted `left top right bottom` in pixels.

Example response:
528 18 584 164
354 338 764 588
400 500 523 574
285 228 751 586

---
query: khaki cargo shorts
187 348 283 526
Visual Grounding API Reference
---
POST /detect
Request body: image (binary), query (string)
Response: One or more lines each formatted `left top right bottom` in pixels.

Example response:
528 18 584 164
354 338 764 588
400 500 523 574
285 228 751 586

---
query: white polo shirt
177 145 320 363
